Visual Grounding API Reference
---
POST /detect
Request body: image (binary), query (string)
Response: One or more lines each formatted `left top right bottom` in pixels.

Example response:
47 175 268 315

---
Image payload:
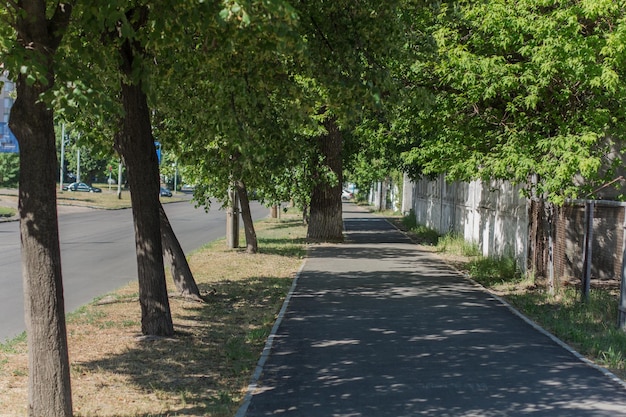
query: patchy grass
0 206 15 218
443 246 626 381
57 186 185 210
0 187 184 212
502 287 626 379
435 233 482 257
0 213 307 416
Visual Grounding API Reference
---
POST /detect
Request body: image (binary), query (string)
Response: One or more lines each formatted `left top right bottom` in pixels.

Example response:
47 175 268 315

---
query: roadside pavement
237 203 626 417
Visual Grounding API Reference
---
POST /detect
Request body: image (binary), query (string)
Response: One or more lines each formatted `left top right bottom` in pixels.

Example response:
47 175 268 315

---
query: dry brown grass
0 213 307 416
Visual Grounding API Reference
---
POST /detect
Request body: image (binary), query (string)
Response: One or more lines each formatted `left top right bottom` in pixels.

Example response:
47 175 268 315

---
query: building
0 73 14 123
0 73 18 153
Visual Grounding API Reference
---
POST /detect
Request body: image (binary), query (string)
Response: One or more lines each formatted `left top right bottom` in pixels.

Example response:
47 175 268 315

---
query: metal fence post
619 205 626 330
581 201 594 303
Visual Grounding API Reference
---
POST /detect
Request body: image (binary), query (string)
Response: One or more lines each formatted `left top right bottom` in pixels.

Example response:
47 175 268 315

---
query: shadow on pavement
244 211 626 416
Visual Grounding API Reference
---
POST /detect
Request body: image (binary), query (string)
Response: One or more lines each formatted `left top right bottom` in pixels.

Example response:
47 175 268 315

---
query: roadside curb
466 275 626 391
382 212 626 390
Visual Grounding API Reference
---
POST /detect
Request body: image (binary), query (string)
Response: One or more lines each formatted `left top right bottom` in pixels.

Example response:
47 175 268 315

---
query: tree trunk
115 34 173 336
236 180 259 253
159 203 203 301
307 118 344 241
302 203 310 225
9 2 73 416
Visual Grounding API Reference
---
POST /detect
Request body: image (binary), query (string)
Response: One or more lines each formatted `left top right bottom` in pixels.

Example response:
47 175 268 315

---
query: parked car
66 182 101 193
341 189 354 200
160 187 172 197
181 184 195 193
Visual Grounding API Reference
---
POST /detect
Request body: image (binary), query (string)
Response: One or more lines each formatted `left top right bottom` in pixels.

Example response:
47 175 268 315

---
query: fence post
619 205 626 330
581 201 594 303
547 202 555 295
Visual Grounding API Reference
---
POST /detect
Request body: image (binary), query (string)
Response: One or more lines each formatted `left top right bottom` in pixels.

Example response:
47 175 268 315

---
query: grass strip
0 206 15 218
0 212 306 416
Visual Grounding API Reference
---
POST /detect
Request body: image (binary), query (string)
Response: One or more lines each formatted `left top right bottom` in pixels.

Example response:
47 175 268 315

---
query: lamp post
173 162 178 194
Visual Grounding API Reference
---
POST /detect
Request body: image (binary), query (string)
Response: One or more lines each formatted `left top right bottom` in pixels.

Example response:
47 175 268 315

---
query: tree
112 6 174 336
307 117 343 240
156 0 309 253
159 202 202 301
63 139 110 185
1 1 73 415
62 1 226 333
160 1 411 244
287 0 408 240
403 1 626 203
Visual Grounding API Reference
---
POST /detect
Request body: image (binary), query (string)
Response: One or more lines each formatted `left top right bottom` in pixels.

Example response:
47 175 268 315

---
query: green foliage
0 206 16 218
0 153 19 187
468 256 521 287
436 233 481 257
403 0 626 202
157 0 411 212
401 211 440 245
506 287 626 374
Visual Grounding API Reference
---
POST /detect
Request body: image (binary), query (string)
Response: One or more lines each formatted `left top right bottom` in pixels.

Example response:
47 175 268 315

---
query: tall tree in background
1 1 74 415
158 0 309 252
290 1 407 240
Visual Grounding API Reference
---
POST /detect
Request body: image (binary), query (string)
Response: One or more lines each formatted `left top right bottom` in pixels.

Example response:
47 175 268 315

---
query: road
0 198 267 342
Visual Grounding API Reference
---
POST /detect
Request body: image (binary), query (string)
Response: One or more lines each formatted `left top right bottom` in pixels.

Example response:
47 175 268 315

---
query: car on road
65 182 102 193
181 184 195 193
160 187 173 197
341 189 354 200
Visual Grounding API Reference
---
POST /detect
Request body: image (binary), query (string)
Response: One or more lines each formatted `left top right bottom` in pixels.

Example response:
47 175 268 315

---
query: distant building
0 74 18 153
0 73 14 124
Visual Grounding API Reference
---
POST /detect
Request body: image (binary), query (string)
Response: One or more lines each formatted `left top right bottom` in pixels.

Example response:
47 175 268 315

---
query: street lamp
173 162 178 194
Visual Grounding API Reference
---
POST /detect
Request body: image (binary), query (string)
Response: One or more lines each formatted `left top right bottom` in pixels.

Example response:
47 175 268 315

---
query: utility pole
117 160 123 199
76 149 80 183
173 162 178 194
226 185 239 249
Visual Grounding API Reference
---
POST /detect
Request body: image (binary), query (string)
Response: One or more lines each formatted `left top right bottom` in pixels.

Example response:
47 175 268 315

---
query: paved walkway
238 203 626 417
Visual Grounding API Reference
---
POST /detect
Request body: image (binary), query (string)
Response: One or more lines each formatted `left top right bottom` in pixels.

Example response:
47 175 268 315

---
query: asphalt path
0 198 267 342
240 204 626 417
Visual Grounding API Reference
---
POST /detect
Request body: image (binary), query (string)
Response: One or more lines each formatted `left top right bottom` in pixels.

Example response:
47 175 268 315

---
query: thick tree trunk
116 34 173 336
159 203 203 301
9 2 73 416
307 118 344 241
236 180 258 253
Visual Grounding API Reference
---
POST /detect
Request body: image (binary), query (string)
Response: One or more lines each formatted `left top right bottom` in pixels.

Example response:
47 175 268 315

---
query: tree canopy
401 0 626 203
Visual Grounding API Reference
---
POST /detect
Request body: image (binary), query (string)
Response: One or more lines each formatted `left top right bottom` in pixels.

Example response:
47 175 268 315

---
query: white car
341 189 354 200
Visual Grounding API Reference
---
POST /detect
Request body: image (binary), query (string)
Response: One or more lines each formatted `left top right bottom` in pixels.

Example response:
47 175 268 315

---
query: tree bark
236 180 258 253
9 2 73 416
159 203 203 301
307 118 344 241
115 32 173 336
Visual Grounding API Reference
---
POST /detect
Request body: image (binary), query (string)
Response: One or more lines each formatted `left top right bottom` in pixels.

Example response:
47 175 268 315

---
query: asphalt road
0 198 267 342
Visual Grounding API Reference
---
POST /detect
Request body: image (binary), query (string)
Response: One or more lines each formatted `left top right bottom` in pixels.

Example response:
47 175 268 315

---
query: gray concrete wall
408 175 529 270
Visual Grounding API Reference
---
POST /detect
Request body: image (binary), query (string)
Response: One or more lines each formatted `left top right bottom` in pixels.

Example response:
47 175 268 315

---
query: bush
401 211 439 245
468 255 521 286
436 233 481 257
0 153 19 188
